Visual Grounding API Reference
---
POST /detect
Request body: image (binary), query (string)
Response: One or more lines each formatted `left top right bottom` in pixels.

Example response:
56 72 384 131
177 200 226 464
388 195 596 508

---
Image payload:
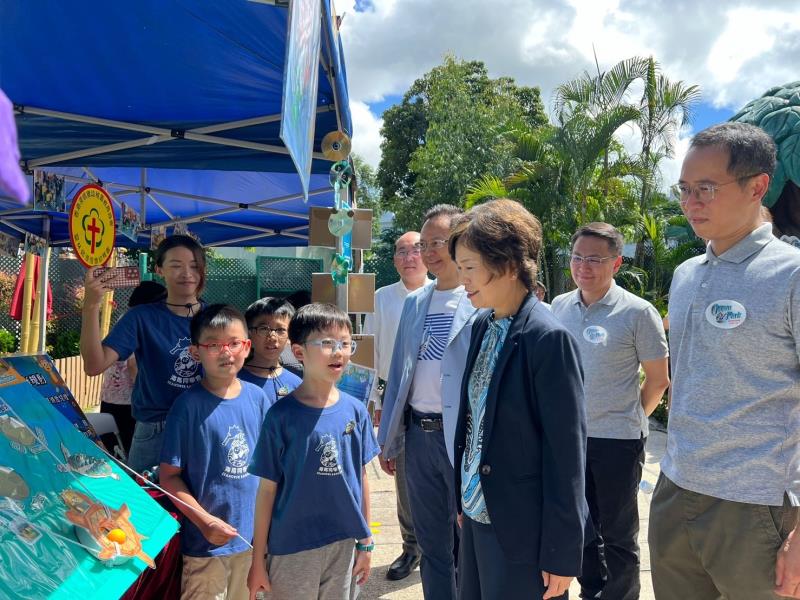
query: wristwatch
355 539 375 552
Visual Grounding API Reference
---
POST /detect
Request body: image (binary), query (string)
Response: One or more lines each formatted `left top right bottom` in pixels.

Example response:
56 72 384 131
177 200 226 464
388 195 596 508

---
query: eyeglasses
249 325 288 338
394 248 422 259
196 339 248 355
417 239 448 252
570 254 617 266
671 174 761 206
305 339 357 354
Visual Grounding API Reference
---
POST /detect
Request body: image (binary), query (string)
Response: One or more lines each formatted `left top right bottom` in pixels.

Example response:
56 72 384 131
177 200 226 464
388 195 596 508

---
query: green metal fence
0 254 326 355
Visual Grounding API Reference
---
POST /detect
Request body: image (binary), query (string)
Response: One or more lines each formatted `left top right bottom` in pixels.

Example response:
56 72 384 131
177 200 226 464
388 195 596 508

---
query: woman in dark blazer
449 199 588 600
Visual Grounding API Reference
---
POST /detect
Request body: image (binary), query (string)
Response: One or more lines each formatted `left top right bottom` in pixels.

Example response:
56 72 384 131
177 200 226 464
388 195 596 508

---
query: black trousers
579 436 645 600
458 516 563 600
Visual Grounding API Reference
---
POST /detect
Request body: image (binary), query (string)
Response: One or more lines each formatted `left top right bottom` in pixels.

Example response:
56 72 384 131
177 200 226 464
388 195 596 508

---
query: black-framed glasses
570 254 617 266
304 339 357 354
196 339 248 355
249 325 288 338
418 239 448 252
671 173 762 206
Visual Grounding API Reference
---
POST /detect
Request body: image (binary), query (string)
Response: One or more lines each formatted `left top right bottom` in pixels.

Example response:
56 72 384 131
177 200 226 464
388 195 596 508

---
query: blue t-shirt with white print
160 380 271 557
103 302 202 422
248 391 380 555
239 368 301 406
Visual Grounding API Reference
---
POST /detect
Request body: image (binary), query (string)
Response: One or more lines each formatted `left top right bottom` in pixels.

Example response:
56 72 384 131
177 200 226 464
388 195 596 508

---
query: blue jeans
127 420 167 474
404 414 457 600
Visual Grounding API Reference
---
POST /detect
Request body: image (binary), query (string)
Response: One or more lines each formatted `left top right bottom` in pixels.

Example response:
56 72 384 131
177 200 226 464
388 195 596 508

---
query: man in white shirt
363 230 428 580
378 205 477 599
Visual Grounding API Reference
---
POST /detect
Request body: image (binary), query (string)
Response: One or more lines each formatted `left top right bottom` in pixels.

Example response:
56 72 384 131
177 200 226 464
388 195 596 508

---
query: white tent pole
37 170 330 210
37 219 51 353
17 105 333 135
320 23 344 134
17 106 167 135
19 106 329 167
150 207 242 228
140 169 147 225
147 193 175 220
203 218 297 234
0 220 29 236
0 207 32 217
27 137 169 168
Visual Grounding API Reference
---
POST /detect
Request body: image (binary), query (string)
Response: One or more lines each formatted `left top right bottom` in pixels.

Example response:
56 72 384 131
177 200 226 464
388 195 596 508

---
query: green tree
377 56 547 230
465 104 643 296
554 56 700 265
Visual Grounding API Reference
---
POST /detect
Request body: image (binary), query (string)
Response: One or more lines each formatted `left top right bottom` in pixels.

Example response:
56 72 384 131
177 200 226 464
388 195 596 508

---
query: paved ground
357 429 666 599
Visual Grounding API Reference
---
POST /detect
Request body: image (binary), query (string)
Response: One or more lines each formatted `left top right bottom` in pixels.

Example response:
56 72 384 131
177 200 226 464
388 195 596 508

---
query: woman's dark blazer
454 294 588 576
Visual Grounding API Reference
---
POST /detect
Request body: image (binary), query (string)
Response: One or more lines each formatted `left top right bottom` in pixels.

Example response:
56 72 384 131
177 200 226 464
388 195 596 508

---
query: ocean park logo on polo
583 325 608 345
705 300 747 330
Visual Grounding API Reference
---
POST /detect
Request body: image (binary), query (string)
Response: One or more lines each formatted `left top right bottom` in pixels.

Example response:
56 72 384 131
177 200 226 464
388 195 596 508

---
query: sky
334 0 800 188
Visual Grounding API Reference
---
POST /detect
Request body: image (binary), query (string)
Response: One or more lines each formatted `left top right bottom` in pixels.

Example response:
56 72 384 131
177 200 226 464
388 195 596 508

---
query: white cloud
349 100 383 168
335 0 800 172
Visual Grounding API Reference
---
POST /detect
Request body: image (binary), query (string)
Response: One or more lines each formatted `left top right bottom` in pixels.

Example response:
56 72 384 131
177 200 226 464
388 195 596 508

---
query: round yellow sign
69 184 116 268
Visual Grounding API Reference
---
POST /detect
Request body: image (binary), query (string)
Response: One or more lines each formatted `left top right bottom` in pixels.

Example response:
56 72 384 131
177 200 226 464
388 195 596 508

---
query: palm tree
554 55 650 197
465 105 643 295
637 57 700 215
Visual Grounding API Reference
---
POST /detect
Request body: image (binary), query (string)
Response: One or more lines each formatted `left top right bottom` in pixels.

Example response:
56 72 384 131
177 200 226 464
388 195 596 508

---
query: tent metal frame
15 104 335 169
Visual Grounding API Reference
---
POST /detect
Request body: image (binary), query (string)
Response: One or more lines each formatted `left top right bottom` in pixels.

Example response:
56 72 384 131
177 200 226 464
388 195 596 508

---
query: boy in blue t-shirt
160 304 272 600
240 297 302 403
247 303 379 600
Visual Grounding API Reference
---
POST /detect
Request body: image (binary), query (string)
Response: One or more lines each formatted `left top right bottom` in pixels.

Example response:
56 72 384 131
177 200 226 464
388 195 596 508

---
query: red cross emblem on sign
87 216 101 254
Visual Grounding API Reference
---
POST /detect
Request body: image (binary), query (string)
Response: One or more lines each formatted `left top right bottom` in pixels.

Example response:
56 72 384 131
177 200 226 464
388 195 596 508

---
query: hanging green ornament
328 209 354 237
330 253 351 286
329 160 353 189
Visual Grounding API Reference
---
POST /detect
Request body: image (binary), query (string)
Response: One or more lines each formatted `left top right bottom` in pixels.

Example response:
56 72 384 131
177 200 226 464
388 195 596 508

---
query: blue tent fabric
10 167 337 248
0 0 352 247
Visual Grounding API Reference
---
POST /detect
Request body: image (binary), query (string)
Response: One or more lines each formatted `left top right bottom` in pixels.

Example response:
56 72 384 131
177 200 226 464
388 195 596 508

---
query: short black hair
128 281 166 307
190 304 247 345
288 303 351 345
424 204 463 224
245 297 295 328
571 222 624 255
690 122 777 180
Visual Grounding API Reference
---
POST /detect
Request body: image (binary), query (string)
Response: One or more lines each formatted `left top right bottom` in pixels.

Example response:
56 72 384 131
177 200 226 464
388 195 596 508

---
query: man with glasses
363 230 427 580
552 222 669 600
649 122 800 599
378 204 477 599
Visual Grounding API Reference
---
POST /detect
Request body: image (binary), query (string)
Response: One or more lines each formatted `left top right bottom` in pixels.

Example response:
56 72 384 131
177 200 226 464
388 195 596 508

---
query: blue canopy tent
0 0 353 247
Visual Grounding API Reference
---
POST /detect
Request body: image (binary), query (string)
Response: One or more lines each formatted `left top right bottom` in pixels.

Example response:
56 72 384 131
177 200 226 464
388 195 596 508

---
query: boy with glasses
241 297 302 404
552 223 669 600
160 304 272 600
650 122 800 599
248 303 379 599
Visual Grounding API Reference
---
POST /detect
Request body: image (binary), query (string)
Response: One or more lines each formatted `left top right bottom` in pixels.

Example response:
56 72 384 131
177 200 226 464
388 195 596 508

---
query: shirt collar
700 223 775 265
572 281 621 307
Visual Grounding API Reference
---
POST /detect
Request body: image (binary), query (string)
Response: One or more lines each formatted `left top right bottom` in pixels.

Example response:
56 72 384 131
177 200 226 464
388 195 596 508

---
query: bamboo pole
18 253 36 354
100 253 116 338
35 246 51 353
27 255 43 354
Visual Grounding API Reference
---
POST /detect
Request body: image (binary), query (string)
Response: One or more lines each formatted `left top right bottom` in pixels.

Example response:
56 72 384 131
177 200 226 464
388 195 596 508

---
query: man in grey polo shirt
649 121 800 599
552 222 669 600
